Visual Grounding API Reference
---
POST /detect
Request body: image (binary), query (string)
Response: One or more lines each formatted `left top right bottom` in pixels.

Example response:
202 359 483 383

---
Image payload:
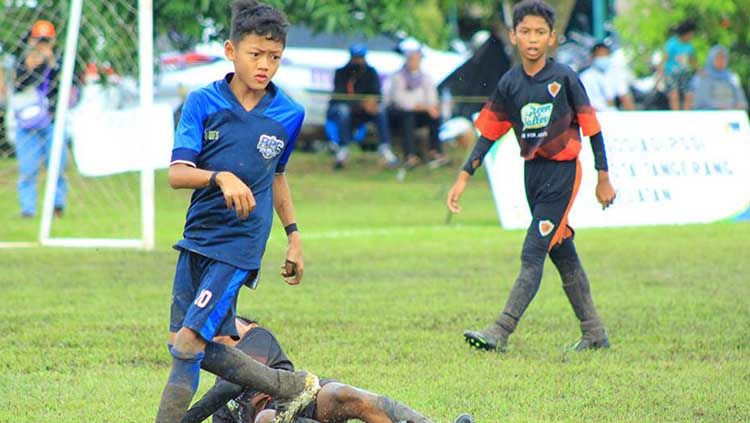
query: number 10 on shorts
194 289 213 308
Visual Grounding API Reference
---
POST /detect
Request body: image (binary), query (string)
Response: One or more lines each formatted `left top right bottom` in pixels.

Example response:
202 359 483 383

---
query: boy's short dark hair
512 0 556 30
230 0 289 45
674 19 697 36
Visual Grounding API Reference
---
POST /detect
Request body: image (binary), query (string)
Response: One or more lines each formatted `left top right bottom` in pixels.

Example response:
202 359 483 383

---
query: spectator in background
386 39 448 168
13 20 66 218
664 20 697 110
690 45 748 111
327 43 398 170
579 42 616 111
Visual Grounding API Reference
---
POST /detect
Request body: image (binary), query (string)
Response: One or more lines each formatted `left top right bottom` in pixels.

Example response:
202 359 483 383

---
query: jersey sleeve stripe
577 109 601 137
475 106 512 141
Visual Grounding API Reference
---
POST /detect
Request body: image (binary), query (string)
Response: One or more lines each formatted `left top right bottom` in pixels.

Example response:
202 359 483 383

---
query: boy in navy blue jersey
156 1 319 422
446 0 616 353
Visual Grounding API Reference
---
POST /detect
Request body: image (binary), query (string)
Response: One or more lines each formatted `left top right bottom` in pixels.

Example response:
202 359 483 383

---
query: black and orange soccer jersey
475 58 601 161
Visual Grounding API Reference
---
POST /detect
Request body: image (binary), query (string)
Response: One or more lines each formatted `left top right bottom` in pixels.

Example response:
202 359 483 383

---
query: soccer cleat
463 326 508 352
272 373 321 423
567 333 610 352
453 413 475 423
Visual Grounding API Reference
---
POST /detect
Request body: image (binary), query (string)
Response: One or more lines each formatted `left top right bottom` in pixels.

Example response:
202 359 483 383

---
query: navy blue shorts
521 157 581 261
169 249 258 341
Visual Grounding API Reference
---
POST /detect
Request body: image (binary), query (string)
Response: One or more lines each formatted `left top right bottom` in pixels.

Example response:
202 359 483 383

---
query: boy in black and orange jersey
446 0 616 353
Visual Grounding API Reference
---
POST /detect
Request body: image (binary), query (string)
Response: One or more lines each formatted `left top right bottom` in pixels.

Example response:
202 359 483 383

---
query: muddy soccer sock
155 347 204 423
550 239 604 335
201 341 308 400
497 257 545 337
376 395 433 423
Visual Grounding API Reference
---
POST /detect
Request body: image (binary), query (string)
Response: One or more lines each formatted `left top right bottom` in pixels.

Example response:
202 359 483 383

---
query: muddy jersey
474 58 601 161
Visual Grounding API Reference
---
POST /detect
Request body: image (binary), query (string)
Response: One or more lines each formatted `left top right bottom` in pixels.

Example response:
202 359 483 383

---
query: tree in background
155 0 451 49
616 0 750 98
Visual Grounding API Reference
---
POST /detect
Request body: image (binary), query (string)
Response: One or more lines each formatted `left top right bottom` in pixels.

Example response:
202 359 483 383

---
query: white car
156 27 468 127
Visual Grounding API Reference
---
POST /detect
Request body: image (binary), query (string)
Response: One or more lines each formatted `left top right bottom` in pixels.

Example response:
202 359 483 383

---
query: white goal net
0 0 164 249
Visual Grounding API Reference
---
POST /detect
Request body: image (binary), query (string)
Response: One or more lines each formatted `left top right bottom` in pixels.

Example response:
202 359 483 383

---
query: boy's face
510 15 555 62
225 33 284 91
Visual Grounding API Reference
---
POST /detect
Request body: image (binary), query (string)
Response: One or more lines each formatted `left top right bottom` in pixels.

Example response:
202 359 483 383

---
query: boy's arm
589 132 616 209
446 82 512 213
273 173 303 285
273 115 304 285
567 73 616 209
168 165 256 220
169 91 256 220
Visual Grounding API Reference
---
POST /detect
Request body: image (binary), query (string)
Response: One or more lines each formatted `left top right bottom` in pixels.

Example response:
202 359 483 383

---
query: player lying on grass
446 0 616 353
156 1 319 422
181 317 475 423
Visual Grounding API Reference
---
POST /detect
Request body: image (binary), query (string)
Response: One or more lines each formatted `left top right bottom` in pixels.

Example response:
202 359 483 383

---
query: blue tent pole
593 0 605 39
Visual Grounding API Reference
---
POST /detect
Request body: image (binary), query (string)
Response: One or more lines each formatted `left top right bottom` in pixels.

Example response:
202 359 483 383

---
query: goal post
0 0 164 250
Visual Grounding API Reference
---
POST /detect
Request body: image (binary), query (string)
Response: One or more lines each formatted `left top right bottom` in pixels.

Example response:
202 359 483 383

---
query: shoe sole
463 331 498 352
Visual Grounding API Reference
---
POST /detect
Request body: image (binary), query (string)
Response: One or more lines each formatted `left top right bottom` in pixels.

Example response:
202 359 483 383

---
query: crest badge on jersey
539 220 555 237
257 134 285 159
547 81 561 98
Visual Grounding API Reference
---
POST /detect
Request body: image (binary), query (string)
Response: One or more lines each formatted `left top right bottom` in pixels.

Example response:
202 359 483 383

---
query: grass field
1 151 749 422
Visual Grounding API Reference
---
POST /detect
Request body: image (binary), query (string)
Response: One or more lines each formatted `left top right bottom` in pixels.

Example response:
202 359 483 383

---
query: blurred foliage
155 0 452 49
615 0 750 89
154 0 577 50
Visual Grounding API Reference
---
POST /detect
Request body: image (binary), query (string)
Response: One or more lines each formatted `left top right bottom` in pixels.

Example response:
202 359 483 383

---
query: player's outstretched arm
446 136 495 213
168 164 256 220
273 173 304 285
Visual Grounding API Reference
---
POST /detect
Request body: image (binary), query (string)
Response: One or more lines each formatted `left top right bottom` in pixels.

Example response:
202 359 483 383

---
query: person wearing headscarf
386 39 447 168
690 45 748 110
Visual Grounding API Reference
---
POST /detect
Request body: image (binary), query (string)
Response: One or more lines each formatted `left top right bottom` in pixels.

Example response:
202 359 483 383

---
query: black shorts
521 157 581 260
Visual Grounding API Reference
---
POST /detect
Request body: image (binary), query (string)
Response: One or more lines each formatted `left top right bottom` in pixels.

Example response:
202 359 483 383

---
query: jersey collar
220 72 276 114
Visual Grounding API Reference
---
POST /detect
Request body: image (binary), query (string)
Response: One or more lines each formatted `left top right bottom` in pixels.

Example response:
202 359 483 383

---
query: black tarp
438 32 511 119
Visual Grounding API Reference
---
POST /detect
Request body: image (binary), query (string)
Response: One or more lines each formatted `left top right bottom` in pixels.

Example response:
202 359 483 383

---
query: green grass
1 150 749 422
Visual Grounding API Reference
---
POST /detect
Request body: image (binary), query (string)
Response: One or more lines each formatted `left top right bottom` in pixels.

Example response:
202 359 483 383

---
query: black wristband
209 171 219 187
284 223 299 236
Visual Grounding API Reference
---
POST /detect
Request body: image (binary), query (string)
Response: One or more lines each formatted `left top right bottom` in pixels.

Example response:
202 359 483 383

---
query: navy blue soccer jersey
475 59 601 161
171 73 305 270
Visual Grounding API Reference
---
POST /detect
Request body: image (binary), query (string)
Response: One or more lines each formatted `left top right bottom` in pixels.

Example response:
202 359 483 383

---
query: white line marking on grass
303 225 492 240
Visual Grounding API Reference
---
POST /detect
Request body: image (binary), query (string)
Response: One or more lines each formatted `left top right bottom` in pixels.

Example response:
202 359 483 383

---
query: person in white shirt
579 43 636 112
386 39 447 168
579 43 616 111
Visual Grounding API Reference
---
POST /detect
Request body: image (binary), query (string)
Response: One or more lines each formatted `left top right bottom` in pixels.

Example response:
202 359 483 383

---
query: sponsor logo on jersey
547 81 562 98
539 220 555 237
521 102 554 130
257 134 285 159
204 130 220 142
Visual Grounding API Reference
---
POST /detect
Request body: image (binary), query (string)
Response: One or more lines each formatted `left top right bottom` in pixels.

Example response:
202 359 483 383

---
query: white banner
484 111 750 229
70 103 174 177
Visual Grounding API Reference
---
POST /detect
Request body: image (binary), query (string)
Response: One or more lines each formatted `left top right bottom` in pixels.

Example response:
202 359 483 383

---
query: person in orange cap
13 19 67 218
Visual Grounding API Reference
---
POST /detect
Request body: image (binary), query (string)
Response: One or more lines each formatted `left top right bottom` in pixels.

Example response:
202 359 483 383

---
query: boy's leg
41 125 67 211
158 252 318 422
464 236 547 352
15 127 43 216
312 382 432 423
327 104 352 167
549 237 609 350
465 159 581 352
